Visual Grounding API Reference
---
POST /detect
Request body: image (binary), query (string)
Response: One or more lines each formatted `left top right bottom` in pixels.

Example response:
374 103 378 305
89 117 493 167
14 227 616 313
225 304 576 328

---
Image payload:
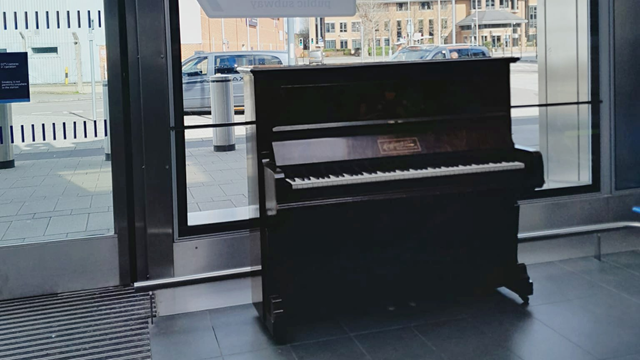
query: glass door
0 0 125 300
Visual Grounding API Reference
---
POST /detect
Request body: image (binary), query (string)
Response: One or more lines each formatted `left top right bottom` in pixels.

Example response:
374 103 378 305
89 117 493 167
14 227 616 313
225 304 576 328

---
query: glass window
471 48 488 58
486 0 495 9
471 0 482 10
384 38 390 46
325 22 335 33
420 2 433 10
441 18 448 31
325 40 336 49
432 51 446 59
529 5 537 29
396 20 403 39
428 19 434 36
214 55 254 74
384 20 390 32
32 47 58 55
352 21 361 32
352 39 362 49
340 39 348 49
254 55 283 66
340 22 347 33
500 0 509 9
396 3 409 11
183 56 209 76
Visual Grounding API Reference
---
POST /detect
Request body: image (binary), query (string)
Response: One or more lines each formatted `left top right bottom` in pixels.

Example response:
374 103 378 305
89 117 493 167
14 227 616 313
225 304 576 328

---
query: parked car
182 51 288 113
390 45 491 62
308 50 325 65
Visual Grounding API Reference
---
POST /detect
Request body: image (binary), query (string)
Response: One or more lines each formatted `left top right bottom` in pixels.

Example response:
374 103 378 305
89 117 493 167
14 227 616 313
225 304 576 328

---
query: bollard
210 74 236 152
103 81 111 161
0 104 15 169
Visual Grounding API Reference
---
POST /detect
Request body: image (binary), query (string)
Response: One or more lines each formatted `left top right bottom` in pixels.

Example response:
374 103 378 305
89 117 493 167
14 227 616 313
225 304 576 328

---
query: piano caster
504 263 534 305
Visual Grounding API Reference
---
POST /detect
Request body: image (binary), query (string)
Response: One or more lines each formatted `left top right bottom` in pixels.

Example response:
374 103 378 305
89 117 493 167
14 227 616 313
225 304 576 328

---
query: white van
182 51 288 113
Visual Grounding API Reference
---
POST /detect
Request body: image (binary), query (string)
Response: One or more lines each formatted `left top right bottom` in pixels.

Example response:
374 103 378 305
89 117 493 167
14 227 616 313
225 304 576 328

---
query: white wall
0 0 106 84
179 0 203 44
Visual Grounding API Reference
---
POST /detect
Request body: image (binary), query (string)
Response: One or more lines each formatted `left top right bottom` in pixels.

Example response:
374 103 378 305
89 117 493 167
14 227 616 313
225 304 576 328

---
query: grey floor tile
603 251 640 276
609 354 640 360
0 222 9 240
291 337 370 360
33 210 73 219
209 304 277 356
199 201 235 212
86 212 114 231
190 186 226 200
90 194 113 208
55 196 92 211
286 319 349 344
339 303 437 335
472 309 596 360
414 318 522 360
224 347 296 360
528 288 640 359
150 311 221 360
557 257 640 301
354 327 443 360
525 262 604 306
220 183 247 196
0 188 36 200
45 214 88 235
3 218 50 240
18 199 58 215
0 202 24 217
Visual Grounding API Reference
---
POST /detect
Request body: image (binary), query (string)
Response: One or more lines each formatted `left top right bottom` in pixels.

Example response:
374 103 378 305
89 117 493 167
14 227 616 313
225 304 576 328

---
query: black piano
240 58 544 343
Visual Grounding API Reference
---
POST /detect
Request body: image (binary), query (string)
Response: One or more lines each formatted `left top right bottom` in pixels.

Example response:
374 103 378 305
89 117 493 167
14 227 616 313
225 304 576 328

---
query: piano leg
504 263 534 304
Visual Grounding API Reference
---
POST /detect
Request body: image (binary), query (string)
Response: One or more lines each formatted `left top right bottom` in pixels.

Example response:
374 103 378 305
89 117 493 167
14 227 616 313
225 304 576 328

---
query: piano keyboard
286 162 525 189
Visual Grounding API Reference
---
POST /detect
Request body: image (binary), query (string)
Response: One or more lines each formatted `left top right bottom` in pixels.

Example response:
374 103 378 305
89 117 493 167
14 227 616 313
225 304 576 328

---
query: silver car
182 51 287 113
308 50 325 65
391 45 491 61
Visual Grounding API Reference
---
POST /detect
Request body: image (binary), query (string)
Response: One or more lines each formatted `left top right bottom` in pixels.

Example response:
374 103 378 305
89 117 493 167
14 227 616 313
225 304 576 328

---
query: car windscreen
391 48 432 61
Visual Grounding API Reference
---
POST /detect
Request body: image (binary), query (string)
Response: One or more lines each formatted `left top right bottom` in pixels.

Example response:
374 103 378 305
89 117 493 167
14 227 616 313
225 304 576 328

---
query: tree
356 0 389 57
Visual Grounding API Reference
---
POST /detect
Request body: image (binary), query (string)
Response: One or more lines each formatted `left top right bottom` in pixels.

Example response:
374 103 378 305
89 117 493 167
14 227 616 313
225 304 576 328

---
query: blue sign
0 52 30 104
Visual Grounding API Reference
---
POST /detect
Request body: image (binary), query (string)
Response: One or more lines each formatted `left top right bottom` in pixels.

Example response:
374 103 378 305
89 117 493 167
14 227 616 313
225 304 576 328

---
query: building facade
0 0 106 85
309 0 537 54
179 0 286 60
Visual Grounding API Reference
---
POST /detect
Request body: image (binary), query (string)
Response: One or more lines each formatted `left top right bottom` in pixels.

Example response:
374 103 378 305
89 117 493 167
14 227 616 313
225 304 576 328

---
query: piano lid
241 58 517 131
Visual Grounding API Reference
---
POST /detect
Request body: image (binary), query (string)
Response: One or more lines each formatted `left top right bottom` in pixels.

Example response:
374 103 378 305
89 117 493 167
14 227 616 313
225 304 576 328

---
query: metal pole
247 19 251 50
360 25 364 63
89 20 97 122
72 32 83 93
257 19 260 50
287 18 296 65
452 0 456 44
103 81 111 161
0 104 15 169
222 19 226 51
438 0 442 45
476 0 480 46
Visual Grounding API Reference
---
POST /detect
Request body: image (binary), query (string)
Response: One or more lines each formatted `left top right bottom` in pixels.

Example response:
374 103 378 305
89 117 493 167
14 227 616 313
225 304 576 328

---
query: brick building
179 0 286 60
309 0 537 54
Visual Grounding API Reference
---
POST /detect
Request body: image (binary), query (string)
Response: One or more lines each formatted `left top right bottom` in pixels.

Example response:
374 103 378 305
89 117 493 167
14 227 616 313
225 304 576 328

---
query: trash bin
103 81 111 161
0 104 15 169
210 74 236 152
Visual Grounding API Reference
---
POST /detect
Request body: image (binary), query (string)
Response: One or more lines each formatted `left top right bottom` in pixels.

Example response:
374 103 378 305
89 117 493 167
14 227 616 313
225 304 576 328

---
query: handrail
134 266 261 293
518 222 640 242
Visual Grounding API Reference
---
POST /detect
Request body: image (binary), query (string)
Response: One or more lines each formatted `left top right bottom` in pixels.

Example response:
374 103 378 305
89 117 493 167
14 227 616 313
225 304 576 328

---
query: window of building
13 12 17 30
442 2 449 10
396 20 403 39
352 21 361 32
2 12 6 30
512 0 518 10
325 22 335 33
45 11 50 29
384 38 390 46
24 11 28 30
56 11 60 29
98 10 102 27
396 2 409 11
384 20 390 32
486 0 495 9
441 18 448 32
420 1 433 10
32 47 58 55
325 40 336 49
500 0 509 9
35 11 39 30
340 22 347 33
418 19 424 34
352 39 362 49
471 0 482 10
0 49 6 53
77 10 81 28
529 5 537 29
88 10 92 28
67 11 71 28
428 18 434 36
376 39 381 47
340 39 348 49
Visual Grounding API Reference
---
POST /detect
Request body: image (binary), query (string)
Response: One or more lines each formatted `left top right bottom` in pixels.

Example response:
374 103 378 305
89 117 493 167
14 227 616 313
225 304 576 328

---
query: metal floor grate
0 287 155 360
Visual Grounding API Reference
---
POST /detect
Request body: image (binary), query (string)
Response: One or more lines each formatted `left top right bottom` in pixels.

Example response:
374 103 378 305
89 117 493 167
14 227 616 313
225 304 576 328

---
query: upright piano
240 58 544 343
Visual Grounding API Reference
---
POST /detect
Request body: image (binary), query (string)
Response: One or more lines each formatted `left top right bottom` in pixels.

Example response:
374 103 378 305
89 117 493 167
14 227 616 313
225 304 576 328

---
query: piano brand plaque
378 138 421 155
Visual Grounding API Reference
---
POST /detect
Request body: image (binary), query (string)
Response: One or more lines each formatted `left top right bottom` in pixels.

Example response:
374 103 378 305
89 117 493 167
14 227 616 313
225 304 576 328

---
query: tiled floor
150 250 640 360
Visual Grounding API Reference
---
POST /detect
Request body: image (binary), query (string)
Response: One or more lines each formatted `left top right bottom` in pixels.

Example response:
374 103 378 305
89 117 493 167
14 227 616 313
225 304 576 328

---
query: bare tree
356 0 389 57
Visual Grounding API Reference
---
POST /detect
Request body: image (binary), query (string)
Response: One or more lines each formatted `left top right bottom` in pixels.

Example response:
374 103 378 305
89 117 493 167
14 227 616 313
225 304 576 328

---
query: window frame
325 22 335 33
339 22 347 33
396 2 409 12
